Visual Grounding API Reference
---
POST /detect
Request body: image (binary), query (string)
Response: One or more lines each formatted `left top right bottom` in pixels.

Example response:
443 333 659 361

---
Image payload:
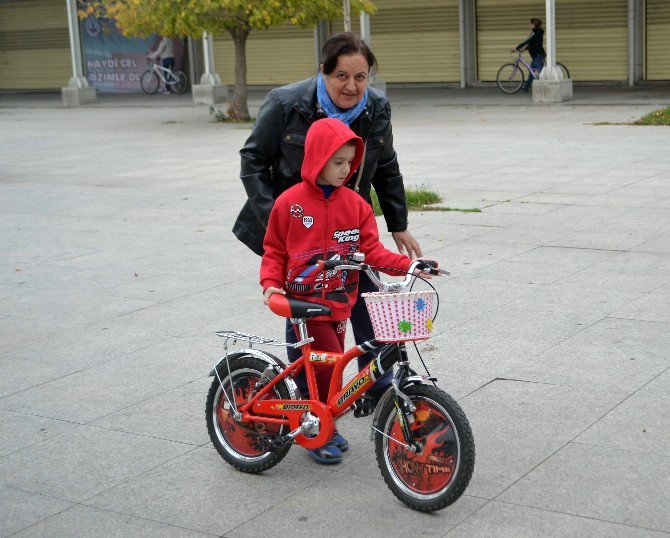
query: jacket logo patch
333 228 360 243
303 216 314 228
290 204 304 218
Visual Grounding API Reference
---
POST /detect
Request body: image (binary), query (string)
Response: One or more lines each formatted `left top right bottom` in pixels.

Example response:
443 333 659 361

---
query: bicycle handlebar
317 256 449 293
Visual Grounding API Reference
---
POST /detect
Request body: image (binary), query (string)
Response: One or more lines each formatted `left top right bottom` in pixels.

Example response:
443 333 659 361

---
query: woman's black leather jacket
233 76 408 255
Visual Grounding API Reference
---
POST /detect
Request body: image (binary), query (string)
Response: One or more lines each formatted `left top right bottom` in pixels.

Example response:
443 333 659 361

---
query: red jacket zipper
322 198 329 302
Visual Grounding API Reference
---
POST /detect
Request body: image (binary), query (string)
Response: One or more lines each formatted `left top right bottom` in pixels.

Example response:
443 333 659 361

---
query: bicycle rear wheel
168 70 188 94
496 63 524 94
206 355 292 473
140 71 159 94
557 62 570 80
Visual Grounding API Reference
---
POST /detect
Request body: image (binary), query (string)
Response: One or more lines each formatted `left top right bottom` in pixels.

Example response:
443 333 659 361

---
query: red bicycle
206 256 475 512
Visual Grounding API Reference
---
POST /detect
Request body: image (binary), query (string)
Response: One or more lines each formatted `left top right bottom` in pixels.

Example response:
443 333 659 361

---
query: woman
233 32 422 463
515 18 546 92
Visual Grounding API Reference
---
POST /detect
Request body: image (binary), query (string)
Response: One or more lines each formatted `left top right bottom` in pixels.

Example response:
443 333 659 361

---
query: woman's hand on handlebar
263 286 285 306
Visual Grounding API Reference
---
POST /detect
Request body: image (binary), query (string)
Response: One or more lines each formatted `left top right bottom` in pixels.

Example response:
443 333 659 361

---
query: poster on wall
79 15 183 93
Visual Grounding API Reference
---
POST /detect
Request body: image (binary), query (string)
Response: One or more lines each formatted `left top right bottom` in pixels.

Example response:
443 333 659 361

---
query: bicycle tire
168 70 188 94
496 63 524 94
557 62 570 80
140 70 159 95
206 355 292 473
374 384 475 512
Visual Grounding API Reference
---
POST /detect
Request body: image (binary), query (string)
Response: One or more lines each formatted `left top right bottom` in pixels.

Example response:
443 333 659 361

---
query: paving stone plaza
1 87 669 536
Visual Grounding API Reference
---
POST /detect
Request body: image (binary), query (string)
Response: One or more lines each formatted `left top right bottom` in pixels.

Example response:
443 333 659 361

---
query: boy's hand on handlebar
263 286 285 306
412 258 440 279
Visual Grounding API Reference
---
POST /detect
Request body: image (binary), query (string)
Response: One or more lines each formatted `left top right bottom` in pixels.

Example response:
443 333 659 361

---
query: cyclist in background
514 18 546 92
148 36 175 94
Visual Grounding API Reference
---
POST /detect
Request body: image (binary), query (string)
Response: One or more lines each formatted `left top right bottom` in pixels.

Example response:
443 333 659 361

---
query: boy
260 118 414 464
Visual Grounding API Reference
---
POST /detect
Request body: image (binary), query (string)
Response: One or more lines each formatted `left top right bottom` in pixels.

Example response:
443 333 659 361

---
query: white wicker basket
362 290 436 342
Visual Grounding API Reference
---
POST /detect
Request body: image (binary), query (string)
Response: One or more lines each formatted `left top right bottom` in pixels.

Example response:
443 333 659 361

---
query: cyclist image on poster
147 36 178 94
514 18 546 92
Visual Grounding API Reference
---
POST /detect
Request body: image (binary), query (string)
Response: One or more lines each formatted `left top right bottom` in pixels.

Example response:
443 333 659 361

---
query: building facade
1 0 668 91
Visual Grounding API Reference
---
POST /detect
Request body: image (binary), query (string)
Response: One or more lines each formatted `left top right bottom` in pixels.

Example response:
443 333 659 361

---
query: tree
80 0 376 120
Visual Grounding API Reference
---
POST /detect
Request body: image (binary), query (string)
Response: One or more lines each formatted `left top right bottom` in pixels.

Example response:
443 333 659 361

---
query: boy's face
316 144 356 187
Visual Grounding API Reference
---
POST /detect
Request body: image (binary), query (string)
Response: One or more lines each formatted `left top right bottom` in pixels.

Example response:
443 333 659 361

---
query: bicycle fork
369 344 427 453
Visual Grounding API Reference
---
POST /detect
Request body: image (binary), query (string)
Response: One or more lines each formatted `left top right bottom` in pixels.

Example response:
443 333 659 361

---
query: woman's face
322 53 370 110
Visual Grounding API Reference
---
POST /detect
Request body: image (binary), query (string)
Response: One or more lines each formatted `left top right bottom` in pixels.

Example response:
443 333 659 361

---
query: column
314 20 331 69
628 0 643 85
62 0 96 106
192 32 228 105
360 12 386 94
534 0 573 102
458 0 477 88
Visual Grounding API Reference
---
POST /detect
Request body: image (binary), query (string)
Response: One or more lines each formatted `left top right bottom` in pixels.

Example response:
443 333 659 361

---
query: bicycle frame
514 54 540 80
227 328 402 450
149 62 174 85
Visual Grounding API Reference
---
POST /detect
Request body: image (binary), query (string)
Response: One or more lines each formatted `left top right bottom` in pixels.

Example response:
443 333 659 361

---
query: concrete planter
532 79 573 103
192 84 228 105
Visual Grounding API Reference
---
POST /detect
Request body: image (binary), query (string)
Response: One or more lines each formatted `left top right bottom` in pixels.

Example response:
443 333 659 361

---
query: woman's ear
319 64 324 73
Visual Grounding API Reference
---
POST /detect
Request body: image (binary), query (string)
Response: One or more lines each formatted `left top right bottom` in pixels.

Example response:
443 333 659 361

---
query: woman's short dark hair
321 32 377 75
530 18 543 28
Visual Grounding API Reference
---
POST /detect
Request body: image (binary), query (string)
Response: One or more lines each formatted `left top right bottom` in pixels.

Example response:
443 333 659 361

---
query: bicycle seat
268 294 331 319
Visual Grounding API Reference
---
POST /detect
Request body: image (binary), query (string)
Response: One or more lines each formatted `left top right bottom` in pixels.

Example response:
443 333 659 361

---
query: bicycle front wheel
496 63 524 94
168 70 188 94
140 71 159 94
375 384 475 512
557 62 570 80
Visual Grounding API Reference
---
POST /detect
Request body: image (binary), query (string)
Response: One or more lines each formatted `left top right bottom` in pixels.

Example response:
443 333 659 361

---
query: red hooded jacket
260 118 412 321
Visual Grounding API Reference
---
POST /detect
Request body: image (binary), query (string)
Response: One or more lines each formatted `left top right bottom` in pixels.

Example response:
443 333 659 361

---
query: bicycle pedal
352 395 374 418
259 434 292 452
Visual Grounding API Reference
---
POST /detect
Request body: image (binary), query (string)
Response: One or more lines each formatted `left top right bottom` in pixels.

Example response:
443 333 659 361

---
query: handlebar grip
415 259 438 270
317 260 339 270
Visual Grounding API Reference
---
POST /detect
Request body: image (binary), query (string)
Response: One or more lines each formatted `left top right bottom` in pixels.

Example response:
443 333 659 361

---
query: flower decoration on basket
398 320 412 333
415 298 427 312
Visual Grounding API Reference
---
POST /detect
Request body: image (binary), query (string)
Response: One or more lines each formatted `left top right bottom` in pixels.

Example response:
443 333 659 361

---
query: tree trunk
343 0 351 32
228 27 250 121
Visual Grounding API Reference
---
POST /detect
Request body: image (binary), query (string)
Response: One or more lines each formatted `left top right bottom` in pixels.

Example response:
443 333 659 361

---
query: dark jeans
524 55 545 91
285 271 394 396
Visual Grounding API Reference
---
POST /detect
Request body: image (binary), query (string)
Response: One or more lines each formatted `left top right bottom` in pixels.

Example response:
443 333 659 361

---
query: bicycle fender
402 375 436 387
209 348 300 400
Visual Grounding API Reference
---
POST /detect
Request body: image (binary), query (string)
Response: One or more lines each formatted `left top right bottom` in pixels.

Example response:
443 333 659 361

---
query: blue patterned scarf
316 73 368 126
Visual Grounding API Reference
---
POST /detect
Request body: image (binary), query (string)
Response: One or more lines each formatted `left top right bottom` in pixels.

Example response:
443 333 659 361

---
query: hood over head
301 118 365 189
